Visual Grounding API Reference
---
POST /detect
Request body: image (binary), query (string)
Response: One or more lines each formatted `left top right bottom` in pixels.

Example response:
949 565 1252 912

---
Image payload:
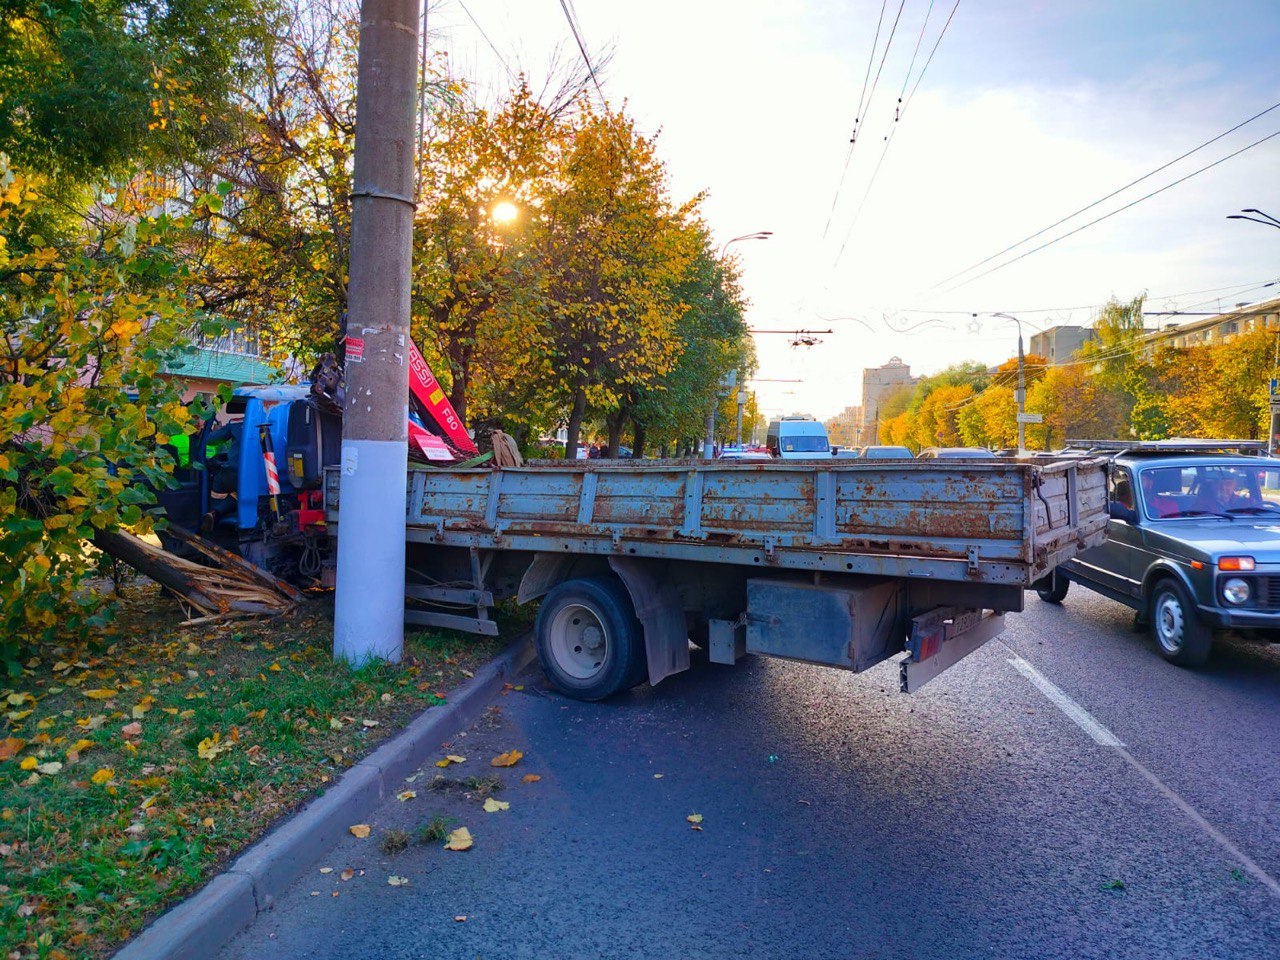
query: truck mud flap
900 607 1005 694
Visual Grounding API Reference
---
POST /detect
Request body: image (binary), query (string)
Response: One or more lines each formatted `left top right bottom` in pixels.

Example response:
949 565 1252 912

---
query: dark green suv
1034 441 1280 666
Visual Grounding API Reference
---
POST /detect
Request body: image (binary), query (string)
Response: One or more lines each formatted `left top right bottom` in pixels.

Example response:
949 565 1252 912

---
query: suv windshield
1139 463 1280 519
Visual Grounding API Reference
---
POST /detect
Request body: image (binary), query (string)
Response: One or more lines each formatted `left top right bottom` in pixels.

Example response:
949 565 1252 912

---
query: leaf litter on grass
0 585 510 959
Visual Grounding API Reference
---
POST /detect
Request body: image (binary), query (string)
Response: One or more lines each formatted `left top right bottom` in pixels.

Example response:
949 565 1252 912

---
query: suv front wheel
1149 578 1213 667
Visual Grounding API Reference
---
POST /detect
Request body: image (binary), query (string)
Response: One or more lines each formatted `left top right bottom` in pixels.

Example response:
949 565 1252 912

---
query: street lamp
1227 209 1280 229
705 231 772 458
719 231 773 258
992 312 1027 453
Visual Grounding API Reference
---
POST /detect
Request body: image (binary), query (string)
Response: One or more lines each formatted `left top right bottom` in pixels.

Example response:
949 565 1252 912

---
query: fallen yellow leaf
91 768 114 784
490 750 523 768
482 798 510 813
521 774 542 784
82 688 118 700
5 693 32 707
687 814 703 824
444 826 473 851
349 824 371 839
71 739 94 754
19 757 37 771
269 663 281 672
340 868 355 881
196 734 232 761
435 754 467 768
0 737 24 761
36 761 62 775
396 790 416 802
202 817 215 828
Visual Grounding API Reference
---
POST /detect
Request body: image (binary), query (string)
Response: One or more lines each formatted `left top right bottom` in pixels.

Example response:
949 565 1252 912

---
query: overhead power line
558 0 607 108
935 126 1280 295
457 0 517 81
932 98 1280 291
896 0 937 121
822 0 890 240
898 0 960 122
832 0 962 269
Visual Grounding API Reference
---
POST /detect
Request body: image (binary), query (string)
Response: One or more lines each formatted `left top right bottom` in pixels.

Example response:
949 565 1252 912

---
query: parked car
1034 440 1280 666
860 445 914 460
831 445 861 458
719 445 772 461
917 447 996 459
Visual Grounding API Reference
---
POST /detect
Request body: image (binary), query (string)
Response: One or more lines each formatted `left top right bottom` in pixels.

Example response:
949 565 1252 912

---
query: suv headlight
1222 577 1251 605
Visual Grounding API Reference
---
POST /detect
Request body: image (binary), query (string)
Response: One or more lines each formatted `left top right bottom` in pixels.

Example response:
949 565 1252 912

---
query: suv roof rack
1065 438 1269 456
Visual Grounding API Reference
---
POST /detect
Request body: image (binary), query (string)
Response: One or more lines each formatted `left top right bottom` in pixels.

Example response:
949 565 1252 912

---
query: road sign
1016 413 1044 424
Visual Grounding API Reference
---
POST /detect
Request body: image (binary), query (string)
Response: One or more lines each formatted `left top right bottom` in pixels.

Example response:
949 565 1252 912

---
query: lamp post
1227 208 1280 230
992 312 1027 453
1228 211 1280 453
706 231 772 458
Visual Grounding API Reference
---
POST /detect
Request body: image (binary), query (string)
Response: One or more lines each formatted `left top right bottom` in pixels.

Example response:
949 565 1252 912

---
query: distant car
831 446 861 458
917 447 996 459
859 445 914 460
1035 442 1280 667
720 446 771 461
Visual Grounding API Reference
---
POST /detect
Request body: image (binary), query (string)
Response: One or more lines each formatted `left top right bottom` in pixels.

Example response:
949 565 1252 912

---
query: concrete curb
114 633 537 960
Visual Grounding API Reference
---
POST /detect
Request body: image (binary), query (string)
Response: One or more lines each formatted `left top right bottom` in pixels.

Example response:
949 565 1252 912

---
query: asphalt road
218 589 1280 960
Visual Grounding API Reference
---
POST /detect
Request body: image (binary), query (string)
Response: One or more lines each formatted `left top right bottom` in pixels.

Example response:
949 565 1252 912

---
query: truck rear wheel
1150 578 1212 667
535 577 647 701
1034 571 1070 604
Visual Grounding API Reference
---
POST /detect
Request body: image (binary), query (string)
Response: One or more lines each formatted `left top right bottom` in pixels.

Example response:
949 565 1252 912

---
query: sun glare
491 201 519 225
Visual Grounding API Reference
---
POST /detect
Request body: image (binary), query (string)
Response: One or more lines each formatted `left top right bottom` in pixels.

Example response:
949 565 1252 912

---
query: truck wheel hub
549 604 609 680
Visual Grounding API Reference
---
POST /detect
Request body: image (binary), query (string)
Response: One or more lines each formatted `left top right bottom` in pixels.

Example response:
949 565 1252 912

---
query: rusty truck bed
324 456 1108 587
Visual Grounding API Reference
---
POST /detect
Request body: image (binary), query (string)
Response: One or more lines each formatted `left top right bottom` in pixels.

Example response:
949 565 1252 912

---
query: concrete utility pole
334 0 422 665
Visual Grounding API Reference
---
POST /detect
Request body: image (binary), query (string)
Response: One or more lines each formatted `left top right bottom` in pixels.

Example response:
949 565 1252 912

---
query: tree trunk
565 383 587 461
632 419 647 460
448 365 469 425
605 407 628 458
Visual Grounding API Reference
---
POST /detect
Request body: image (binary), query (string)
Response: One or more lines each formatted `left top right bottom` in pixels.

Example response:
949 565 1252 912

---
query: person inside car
1141 471 1179 518
1191 475 1244 514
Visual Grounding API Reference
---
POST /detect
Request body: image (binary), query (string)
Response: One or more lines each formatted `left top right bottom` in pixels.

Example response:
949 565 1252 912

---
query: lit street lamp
992 312 1027 453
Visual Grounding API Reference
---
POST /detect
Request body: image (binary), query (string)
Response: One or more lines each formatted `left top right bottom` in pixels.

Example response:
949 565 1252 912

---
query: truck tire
1034 571 1070 604
1149 578 1213 667
535 577 647 701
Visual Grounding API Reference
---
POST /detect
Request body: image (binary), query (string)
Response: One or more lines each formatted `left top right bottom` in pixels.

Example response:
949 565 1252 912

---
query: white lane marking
1006 654 1124 747
1113 743 1280 901
1004 644 1280 902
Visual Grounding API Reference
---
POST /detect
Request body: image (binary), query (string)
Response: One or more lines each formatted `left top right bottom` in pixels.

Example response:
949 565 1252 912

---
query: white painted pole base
334 439 409 666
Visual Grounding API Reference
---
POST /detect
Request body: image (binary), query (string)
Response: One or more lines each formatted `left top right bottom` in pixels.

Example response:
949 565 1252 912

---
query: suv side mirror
1108 502 1138 523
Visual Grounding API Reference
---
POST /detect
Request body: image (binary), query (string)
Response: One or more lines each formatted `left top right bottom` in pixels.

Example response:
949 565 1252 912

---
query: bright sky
432 0 1280 421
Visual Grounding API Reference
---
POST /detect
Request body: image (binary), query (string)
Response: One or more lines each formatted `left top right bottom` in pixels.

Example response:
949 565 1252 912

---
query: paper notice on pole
346 337 365 363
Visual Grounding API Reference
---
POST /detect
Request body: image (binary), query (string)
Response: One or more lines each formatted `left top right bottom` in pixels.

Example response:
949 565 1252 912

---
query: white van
766 417 831 459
